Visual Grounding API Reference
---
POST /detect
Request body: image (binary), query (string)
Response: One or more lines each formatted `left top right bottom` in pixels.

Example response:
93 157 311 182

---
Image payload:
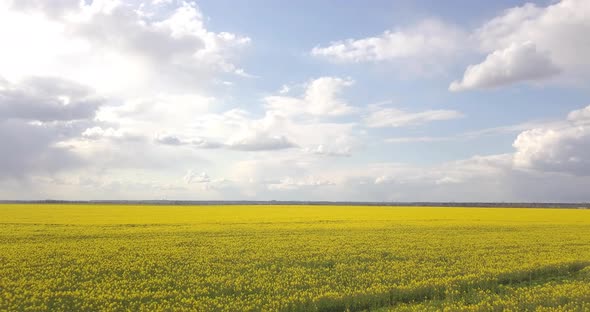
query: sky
1 0 590 202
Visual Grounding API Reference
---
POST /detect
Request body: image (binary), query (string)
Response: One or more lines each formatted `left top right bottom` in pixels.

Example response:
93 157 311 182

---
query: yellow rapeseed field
1 205 589 311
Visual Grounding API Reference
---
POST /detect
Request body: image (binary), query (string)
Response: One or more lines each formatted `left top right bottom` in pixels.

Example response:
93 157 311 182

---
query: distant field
1 205 590 311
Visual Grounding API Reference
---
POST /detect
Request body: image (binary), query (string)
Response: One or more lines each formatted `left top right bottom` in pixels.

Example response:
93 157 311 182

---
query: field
1 205 590 311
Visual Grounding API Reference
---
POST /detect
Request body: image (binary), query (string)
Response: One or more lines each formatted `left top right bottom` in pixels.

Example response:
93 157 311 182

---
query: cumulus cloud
385 136 451 143
201 148 590 201
450 42 560 91
154 134 184 146
227 132 297 151
0 120 86 180
312 0 589 89
311 19 466 74
371 154 511 187
267 177 335 190
0 0 251 93
278 85 290 94
513 105 590 175
0 77 102 121
264 77 355 118
229 157 314 183
153 95 357 152
4 1 590 202
453 0 590 90
303 145 351 157
568 106 590 123
476 0 590 66
190 138 224 149
171 110 300 152
183 170 211 184
188 80 361 154
0 77 101 121
385 122 548 144
364 107 464 128
82 127 127 140
0 0 256 183
94 93 217 145
435 176 462 185
154 134 223 149
0 76 104 179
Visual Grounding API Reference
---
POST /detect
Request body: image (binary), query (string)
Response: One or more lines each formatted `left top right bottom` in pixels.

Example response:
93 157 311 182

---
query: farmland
1 205 590 311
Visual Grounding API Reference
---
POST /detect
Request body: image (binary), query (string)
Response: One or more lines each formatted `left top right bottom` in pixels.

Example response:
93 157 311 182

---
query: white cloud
513 105 590 175
152 0 174 5
0 76 104 179
370 154 511 187
154 133 184 146
312 19 465 63
0 1 369 199
476 0 590 64
264 77 355 118
303 145 351 157
450 41 560 91
140 151 590 202
365 107 464 128
190 138 224 149
154 134 223 149
514 106 590 175
0 0 254 185
313 0 590 89
435 176 462 185
7 0 80 18
153 118 301 152
188 110 298 152
267 177 335 190
385 121 550 144
311 19 467 75
278 85 290 94
151 101 357 154
453 0 590 90
82 127 126 139
568 105 590 123
0 76 102 122
226 132 297 151
229 158 311 185
95 93 217 146
0 0 250 94
385 136 451 143
4 1 590 202
186 78 361 154
183 170 211 184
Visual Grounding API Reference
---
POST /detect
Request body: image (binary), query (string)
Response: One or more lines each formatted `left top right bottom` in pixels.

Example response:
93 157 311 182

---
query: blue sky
0 0 589 201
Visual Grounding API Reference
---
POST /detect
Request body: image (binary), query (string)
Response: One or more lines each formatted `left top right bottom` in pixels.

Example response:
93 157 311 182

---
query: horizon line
1 200 589 208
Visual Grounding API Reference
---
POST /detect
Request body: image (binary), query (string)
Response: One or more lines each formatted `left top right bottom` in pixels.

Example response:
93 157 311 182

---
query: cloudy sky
1 0 589 202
